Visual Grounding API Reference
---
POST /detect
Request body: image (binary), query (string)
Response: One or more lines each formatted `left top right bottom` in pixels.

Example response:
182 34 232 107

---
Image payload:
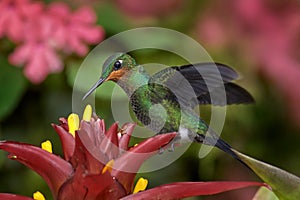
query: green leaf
0 54 27 120
252 187 279 200
232 149 300 200
96 2 132 35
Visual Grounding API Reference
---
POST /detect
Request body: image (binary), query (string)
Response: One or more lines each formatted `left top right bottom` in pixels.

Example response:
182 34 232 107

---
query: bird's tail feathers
194 129 250 169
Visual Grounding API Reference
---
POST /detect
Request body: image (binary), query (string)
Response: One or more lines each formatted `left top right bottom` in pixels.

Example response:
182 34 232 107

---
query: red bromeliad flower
0 105 267 199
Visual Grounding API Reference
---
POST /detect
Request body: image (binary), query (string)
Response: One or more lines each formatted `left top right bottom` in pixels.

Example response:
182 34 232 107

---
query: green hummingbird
83 53 254 163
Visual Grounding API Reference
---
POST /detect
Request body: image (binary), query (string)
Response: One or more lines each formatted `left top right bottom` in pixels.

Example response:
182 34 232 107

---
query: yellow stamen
41 140 52 153
83 104 92 122
101 159 114 174
134 144 138 147
33 191 46 200
133 177 148 194
67 113 79 137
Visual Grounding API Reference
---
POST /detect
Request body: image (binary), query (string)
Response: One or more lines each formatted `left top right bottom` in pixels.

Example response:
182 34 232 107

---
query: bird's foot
168 142 175 152
158 147 164 154
158 141 177 155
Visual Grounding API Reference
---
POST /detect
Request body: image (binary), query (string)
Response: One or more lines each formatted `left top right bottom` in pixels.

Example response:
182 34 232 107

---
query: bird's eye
113 60 122 70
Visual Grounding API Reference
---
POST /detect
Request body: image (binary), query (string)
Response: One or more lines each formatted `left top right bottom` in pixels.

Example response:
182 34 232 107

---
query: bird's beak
82 78 105 100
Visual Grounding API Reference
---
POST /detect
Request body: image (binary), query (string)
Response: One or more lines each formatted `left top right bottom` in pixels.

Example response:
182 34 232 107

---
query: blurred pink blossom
115 0 183 18
0 0 104 83
9 41 63 84
48 3 103 56
0 0 42 42
198 0 300 126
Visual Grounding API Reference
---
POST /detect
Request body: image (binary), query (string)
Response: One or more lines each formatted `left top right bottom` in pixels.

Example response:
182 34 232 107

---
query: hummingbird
83 53 254 163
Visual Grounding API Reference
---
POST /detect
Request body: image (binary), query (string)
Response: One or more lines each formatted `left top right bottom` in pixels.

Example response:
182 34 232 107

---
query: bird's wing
195 82 254 106
149 63 254 107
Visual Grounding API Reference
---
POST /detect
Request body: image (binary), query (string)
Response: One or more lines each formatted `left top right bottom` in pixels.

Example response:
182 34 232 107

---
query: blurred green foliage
0 54 27 120
0 0 300 199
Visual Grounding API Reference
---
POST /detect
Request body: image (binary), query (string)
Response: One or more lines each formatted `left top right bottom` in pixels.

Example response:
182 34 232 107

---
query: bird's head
83 53 136 100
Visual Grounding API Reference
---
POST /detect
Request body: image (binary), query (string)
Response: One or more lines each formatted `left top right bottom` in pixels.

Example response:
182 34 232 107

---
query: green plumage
130 82 208 135
83 53 254 164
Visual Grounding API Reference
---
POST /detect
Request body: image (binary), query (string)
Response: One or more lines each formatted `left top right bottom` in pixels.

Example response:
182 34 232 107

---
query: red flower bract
0 108 267 199
0 112 177 199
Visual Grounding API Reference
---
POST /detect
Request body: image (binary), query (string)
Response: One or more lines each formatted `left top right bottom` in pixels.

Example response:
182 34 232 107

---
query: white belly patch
178 126 194 143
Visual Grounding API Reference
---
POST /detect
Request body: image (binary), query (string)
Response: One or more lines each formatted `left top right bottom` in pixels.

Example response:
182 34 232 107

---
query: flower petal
72 6 97 23
84 174 126 199
32 191 45 200
100 122 119 160
118 123 136 151
101 159 114 174
95 176 127 199
133 177 148 194
0 193 33 200
41 140 52 153
67 113 80 137
77 119 109 167
58 117 69 130
0 141 73 197
58 162 126 199
79 118 105 147
9 43 32 66
121 181 268 200
72 118 109 173
111 132 177 193
82 104 92 122
52 124 75 161
70 130 108 174
24 50 49 84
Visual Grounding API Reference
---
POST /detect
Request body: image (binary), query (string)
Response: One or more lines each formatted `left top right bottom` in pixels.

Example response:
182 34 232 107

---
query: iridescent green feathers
150 63 254 107
83 53 254 166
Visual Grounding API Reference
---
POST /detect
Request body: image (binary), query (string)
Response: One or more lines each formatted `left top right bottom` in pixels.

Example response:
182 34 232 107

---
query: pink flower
48 3 104 56
198 0 300 126
115 0 183 18
0 0 42 42
0 0 104 84
9 41 63 83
